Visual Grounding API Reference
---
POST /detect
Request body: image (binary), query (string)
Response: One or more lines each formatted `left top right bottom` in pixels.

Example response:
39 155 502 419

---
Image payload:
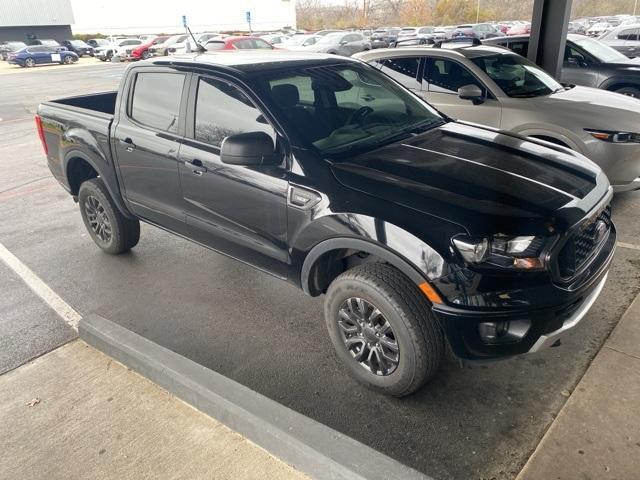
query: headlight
585 129 640 143
452 234 549 270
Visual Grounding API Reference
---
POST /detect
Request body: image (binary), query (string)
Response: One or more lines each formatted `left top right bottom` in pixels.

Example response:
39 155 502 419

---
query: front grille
557 206 611 278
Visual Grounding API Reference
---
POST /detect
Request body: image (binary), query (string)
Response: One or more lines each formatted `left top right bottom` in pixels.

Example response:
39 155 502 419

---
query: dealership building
0 0 74 43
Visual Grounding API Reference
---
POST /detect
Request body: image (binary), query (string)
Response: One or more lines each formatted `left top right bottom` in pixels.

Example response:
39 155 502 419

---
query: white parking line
617 242 640 252
0 242 80 331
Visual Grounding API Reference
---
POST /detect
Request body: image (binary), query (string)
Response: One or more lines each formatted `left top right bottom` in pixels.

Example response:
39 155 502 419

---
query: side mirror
340 40 348 45
458 84 485 104
220 132 280 166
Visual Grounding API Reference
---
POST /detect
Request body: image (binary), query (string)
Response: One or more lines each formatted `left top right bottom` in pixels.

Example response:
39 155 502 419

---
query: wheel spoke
336 297 400 377
379 336 398 352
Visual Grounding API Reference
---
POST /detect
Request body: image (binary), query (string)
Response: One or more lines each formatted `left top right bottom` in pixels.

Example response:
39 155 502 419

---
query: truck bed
50 91 117 116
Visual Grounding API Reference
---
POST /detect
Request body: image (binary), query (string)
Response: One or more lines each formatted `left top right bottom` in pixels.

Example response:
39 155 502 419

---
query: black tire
614 86 640 98
141 50 150 60
324 263 444 397
24 58 35 67
78 178 140 254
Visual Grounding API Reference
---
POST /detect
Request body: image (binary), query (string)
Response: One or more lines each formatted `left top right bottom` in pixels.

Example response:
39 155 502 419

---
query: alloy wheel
84 195 112 244
337 297 399 376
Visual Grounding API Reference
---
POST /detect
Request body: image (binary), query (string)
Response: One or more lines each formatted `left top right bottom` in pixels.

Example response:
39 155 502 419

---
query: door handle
185 158 207 175
119 137 135 152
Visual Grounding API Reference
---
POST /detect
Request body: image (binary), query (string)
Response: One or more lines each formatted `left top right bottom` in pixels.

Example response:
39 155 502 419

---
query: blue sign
182 15 187 28
246 11 251 23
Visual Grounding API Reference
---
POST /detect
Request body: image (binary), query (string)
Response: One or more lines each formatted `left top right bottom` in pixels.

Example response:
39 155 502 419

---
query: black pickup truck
37 52 615 396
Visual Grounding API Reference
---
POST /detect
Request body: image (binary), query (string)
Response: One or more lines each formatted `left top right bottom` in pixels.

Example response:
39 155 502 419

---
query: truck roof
139 51 358 73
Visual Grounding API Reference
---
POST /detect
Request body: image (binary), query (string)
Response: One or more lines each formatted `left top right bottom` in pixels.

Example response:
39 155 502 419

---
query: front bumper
612 176 640 193
431 224 616 361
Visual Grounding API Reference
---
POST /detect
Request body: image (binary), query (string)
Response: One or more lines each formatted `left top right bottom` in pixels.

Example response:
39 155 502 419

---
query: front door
561 43 600 87
112 70 188 229
421 57 502 128
178 75 290 277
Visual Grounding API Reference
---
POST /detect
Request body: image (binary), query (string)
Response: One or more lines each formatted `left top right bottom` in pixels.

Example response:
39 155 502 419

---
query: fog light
478 319 531 345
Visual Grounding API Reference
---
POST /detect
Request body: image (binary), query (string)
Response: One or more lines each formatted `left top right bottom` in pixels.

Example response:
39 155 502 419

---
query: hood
530 85 640 128
330 122 608 236
605 56 640 67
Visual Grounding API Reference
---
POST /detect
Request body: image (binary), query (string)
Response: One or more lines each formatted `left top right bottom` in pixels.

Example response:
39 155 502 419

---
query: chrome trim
528 272 608 353
612 177 640 193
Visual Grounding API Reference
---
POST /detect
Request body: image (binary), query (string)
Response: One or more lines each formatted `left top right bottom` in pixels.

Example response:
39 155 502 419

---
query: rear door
421 57 501 127
112 68 189 228
177 74 290 276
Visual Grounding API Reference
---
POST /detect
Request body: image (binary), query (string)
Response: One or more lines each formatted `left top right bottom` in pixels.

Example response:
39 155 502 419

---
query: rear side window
194 77 275 146
509 41 529 57
130 72 185 133
380 57 421 89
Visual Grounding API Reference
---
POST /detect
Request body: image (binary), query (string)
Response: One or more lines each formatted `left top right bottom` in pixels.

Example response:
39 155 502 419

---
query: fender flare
64 149 134 219
300 237 429 296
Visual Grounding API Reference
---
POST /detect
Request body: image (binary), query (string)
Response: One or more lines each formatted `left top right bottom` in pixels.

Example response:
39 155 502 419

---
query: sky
70 0 297 34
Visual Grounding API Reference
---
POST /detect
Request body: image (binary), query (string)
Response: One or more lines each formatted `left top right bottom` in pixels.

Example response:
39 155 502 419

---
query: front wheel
78 178 140 254
141 50 150 60
63 55 74 64
614 86 640 97
324 263 444 397
24 58 35 67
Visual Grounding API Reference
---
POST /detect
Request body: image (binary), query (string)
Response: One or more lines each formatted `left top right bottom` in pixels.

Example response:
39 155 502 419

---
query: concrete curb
80 314 433 480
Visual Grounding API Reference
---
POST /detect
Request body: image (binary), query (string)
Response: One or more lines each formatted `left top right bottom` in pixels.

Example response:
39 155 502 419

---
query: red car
131 36 169 60
204 36 273 51
506 23 531 36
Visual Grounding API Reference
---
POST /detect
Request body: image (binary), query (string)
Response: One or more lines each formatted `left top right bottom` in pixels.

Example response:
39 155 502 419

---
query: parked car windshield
570 35 630 63
70 40 89 47
254 63 443 157
315 33 344 46
471 53 562 98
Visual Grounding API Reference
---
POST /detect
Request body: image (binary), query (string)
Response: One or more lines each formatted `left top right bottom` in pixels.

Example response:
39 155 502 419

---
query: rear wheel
24 58 35 67
324 263 444 397
614 86 640 98
78 178 140 254
63 55 74 64
141 50 150 60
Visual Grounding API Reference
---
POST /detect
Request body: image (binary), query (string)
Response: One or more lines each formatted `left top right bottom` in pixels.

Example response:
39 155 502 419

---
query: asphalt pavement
1 60 640 480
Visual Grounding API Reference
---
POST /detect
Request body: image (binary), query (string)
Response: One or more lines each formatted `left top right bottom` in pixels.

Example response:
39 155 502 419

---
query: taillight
35 115 48 155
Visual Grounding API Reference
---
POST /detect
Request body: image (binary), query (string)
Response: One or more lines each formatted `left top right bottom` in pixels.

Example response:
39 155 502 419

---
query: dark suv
36 52 615 396
485 33 640 97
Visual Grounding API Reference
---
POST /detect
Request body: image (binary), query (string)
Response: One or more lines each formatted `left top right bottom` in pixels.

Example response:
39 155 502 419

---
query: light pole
476 0 480 23
634 0 638 16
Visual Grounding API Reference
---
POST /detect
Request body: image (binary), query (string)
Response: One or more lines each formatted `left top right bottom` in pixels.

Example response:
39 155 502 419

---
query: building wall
0 0 74 27
0 25 73 43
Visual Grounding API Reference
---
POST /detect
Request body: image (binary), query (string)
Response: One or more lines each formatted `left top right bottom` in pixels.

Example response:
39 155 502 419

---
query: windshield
71 40 87 47
7 41 26 49
283 35 313 46
253 63 443 158
41 40 59 46
471 53 562 98
571 35 629 63
316 33 343 45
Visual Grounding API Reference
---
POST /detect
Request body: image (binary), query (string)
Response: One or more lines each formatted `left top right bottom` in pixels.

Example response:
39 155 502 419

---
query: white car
149 34 188 56
168 33 225 55
277 34 322 50
355 44 640 192
260 34 290 45
587 22 612 38
95 39 141 61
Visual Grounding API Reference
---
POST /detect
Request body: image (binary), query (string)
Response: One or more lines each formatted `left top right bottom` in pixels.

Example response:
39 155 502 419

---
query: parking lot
2 60 640 479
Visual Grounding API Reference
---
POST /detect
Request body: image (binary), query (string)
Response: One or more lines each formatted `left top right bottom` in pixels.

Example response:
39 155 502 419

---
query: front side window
130 72 185 133
253 63 443 157
194 77 275 146
471 53 561 98
426 58 483 94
